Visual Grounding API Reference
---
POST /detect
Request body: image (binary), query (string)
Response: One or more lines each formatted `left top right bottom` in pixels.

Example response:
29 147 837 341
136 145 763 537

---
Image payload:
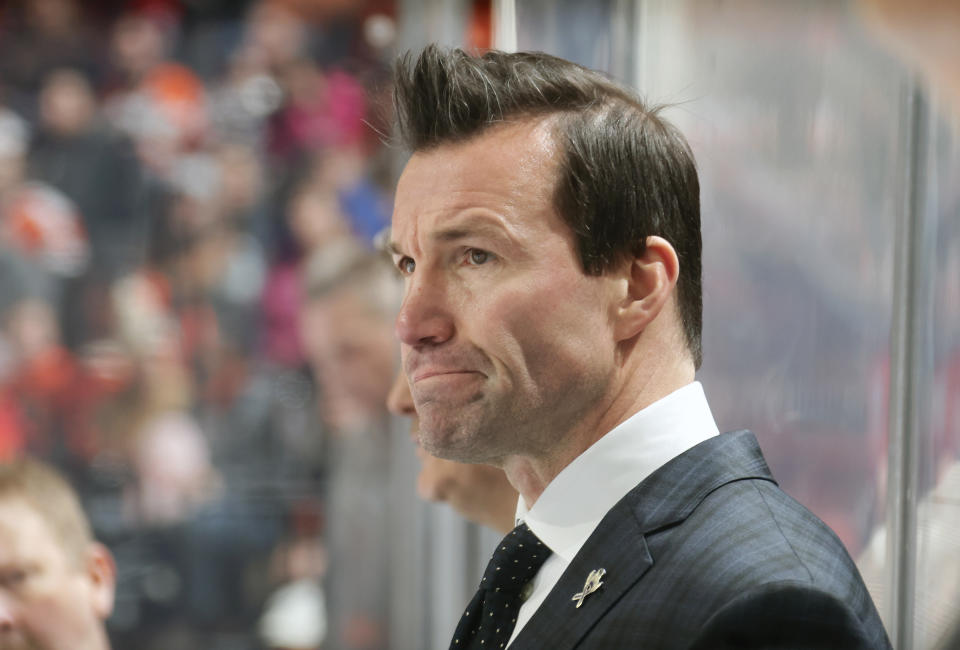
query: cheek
490 280 608 375
471 282 556 354
22 586 91 644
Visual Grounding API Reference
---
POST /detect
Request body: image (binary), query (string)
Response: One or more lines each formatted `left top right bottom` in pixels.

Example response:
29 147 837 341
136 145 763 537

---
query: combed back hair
393 45 703 367
0 457 93 565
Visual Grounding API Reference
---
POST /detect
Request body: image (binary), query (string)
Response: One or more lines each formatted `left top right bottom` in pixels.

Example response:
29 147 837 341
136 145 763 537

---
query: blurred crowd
0 0 400 648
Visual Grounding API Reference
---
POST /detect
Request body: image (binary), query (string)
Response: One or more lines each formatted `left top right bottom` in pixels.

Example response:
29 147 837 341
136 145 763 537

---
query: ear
84 542 117 620
613 236 680 342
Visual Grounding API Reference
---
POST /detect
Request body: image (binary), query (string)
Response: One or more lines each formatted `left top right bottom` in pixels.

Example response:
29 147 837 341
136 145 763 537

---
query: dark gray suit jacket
509 430 891 649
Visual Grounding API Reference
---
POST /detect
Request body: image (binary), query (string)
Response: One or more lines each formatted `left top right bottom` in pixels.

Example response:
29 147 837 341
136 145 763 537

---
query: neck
503 342 695 508
90 628 111 650
485 482 521 535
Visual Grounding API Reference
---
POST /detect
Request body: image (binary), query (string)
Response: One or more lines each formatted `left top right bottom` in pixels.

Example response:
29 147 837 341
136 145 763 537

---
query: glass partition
515 1 960 647
910 104 960 650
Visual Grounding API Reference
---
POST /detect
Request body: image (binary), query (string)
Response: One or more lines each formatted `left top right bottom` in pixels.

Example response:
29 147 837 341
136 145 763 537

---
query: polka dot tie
449 522 552 649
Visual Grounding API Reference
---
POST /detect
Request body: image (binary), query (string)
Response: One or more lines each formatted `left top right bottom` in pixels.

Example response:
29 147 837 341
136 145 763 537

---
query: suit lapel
510 496 653 650
509 430 775 649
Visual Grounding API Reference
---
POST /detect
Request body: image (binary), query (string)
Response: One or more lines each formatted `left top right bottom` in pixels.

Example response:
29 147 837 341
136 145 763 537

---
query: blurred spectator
0 105 90 285
299 240 397 649
0 456 116 650
131 411 220 526
259 171 351 368
267 60 368 162
106 19 209 183
312 145 391 247
287 166 354 255
208 41 284 149
244 1 312 71
0 0 102 120
2 182 89 280
106 11 174 92
0 248 52 461
165 151 266 361
300 240 396 434
30 68 145 279
26 67 149 350
259 143 388 369
0 248 122 470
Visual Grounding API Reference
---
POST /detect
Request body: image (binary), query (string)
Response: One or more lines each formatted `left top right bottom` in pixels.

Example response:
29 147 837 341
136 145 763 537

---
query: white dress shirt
507 381 719 646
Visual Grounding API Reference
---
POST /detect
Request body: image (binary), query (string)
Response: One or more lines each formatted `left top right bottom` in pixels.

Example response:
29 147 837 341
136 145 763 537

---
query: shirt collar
516 381 719 561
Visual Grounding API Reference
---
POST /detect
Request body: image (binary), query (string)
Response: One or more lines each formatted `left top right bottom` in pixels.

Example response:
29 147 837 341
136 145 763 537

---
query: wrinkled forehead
408 117 558 182
391 118 563 242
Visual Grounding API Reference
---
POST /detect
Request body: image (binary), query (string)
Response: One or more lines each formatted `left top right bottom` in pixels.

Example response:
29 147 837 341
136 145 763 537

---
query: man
386 369 517 535
299 239 397 650
389 46 890 649
301 239 397 435
0 457 116 650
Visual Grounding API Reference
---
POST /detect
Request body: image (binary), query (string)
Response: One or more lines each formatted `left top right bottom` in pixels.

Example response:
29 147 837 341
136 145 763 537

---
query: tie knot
480 522 551 592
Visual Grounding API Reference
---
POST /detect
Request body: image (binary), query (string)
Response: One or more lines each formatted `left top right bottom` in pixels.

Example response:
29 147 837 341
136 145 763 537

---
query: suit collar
519 382 719 562
510 430 774 650
628 429 775 534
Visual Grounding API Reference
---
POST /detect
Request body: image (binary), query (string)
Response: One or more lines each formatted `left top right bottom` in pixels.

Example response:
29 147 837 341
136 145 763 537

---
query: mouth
412 369 482 383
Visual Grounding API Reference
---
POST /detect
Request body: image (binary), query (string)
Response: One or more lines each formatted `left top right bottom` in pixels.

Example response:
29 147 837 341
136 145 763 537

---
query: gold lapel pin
572 568 606 608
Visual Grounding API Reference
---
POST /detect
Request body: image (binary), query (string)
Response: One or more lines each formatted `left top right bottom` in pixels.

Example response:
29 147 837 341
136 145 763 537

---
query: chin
419 427 474 463
418 407 504 463
418 435 461 462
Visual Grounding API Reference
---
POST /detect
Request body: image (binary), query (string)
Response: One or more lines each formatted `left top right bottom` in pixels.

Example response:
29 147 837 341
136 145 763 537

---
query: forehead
305 291 393 358
310 290 387 333
0 496 66 565
392 119 562 242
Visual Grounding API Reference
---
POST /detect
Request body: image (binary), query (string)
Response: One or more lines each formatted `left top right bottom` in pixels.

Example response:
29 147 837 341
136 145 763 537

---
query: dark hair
393 46 703 367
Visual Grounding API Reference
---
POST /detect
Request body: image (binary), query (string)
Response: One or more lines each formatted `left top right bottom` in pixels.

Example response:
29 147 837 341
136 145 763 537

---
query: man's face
0 497 114 650
391 121 619 464
301 290 395 432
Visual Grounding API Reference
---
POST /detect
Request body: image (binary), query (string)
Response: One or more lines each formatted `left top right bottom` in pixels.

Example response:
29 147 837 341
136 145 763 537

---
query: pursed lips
412 369 482 383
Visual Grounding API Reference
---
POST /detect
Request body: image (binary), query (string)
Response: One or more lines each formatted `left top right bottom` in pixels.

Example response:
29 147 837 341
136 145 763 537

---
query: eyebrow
389 217 519 257
434 226 488 243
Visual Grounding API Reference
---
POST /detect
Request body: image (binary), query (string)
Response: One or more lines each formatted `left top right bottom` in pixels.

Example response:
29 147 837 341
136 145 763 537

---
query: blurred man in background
298 239 396 650
0 457 115 650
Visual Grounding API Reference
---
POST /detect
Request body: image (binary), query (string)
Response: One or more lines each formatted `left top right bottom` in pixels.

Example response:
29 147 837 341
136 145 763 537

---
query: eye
397 256 415 275
467 249 492 265
0 568 29 589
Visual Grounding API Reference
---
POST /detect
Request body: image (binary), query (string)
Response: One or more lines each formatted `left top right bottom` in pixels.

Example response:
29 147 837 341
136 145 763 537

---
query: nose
0 593 17 632
395 275 454 347
386 370 416 417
